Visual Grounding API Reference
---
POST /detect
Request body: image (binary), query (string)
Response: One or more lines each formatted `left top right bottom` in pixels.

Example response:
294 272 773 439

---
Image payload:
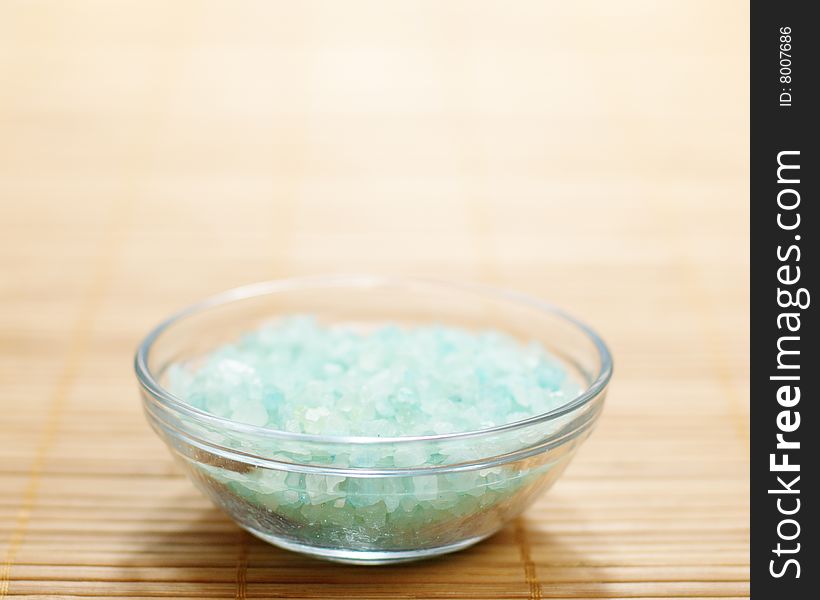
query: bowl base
241 525 492 565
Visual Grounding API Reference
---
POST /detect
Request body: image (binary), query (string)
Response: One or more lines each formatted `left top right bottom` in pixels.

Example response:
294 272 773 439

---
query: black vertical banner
751 2 816 598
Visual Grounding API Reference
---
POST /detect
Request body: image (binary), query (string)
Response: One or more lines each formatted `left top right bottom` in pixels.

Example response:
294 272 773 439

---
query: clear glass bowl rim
135 275 613 446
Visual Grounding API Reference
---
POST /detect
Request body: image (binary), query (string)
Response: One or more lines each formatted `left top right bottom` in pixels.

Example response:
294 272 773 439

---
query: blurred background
1 1 748 598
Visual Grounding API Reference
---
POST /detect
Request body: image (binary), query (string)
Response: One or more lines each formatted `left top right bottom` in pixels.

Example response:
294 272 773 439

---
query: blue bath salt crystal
164 317 588 554
168 316 580 437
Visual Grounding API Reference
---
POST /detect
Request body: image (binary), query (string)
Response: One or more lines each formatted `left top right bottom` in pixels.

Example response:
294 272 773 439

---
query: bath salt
167 316 580 437
162 317 589 553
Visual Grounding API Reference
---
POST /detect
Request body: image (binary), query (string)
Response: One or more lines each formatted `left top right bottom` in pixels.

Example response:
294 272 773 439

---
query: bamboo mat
0 1 749 598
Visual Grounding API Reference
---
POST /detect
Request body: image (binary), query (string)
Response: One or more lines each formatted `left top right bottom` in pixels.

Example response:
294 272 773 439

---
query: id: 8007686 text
779 27 793 107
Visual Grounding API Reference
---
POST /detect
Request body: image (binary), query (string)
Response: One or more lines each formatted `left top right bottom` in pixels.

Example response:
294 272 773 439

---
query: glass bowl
134 276 612 564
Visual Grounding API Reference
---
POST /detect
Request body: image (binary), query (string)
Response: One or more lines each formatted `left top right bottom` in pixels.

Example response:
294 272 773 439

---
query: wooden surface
0 1 749 598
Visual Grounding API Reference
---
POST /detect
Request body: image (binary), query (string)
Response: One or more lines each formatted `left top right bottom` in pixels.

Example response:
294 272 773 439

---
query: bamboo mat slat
0 1 748 598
